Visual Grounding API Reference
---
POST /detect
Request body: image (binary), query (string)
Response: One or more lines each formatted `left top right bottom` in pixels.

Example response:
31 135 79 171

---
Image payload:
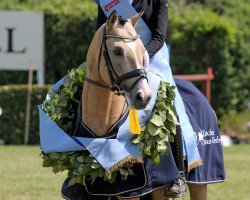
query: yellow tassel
129 108 141 134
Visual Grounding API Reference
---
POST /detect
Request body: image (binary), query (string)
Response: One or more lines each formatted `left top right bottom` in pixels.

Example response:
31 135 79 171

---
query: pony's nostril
145 93 152 104
136 92 143 101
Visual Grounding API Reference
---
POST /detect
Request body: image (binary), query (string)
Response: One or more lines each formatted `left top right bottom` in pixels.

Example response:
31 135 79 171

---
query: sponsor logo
194 129 222 146
105 0 122 11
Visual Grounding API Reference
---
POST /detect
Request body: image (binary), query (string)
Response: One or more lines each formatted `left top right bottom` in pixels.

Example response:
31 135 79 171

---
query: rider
97 0 168 59
96 0 186 197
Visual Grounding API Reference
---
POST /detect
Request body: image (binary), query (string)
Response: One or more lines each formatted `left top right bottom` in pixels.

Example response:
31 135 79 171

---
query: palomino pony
63 11 210 200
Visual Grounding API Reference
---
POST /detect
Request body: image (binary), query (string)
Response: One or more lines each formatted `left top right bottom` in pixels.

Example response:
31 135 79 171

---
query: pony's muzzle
133 89 152 110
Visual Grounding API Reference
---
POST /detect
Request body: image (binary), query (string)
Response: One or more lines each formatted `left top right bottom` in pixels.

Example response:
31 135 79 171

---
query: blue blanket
175 78 226 183
61 79 226 199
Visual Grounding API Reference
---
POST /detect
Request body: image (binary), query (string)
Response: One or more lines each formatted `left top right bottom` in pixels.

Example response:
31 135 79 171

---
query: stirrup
165 171 186 198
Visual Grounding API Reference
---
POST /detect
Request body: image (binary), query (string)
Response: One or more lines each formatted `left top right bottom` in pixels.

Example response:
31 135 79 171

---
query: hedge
0 0 97 84
167 2 242 121
204 0 250 112
0 85 50 144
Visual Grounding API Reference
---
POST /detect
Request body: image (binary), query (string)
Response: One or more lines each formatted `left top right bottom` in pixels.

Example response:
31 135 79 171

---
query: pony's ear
107 10 118 27
129 11 143 27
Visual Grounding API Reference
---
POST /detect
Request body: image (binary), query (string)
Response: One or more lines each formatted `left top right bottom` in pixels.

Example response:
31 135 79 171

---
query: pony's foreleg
188 183 207 200
152 188 164 200
151 188 173 200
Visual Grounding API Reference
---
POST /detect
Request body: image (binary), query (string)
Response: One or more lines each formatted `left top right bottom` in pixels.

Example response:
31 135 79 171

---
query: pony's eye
112 47 123 56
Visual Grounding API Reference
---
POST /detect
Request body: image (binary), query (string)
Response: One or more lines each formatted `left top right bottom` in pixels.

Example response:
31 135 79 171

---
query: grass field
0 144 250 200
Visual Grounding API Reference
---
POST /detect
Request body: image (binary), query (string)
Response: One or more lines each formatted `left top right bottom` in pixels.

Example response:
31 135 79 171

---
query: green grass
183 144 250 200
0 146 66 200
0 145 250 200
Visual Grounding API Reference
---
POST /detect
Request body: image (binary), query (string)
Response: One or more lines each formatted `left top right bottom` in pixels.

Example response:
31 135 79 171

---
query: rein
85 25 148 95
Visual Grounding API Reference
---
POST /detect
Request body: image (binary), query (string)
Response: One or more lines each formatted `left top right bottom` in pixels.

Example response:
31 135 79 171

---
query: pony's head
86 10 152 110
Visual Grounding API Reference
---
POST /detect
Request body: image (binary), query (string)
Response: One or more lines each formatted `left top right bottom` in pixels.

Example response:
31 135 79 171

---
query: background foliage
0 0 97 84
168 0 250 120
0 85 49 144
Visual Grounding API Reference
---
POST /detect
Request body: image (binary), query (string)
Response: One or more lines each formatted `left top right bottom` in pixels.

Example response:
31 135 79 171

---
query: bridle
85 25 148 95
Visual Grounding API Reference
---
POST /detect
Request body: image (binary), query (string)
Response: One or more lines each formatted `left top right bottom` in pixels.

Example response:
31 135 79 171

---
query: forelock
118 16 128 26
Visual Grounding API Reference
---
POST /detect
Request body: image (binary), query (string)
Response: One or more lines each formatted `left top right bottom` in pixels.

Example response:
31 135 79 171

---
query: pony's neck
82 26 127 136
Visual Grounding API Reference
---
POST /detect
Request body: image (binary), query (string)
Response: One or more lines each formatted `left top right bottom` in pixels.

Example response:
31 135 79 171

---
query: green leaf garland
41 65 178 186
131 81 178 164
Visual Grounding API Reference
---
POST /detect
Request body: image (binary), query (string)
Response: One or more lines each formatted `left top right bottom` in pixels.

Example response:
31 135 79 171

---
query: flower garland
41 65 178 186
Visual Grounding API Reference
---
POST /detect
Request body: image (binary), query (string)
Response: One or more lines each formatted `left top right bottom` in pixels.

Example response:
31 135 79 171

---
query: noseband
85 26 148 95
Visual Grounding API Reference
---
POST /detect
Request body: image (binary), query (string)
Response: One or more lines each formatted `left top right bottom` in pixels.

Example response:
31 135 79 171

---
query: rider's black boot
165 124 186 198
